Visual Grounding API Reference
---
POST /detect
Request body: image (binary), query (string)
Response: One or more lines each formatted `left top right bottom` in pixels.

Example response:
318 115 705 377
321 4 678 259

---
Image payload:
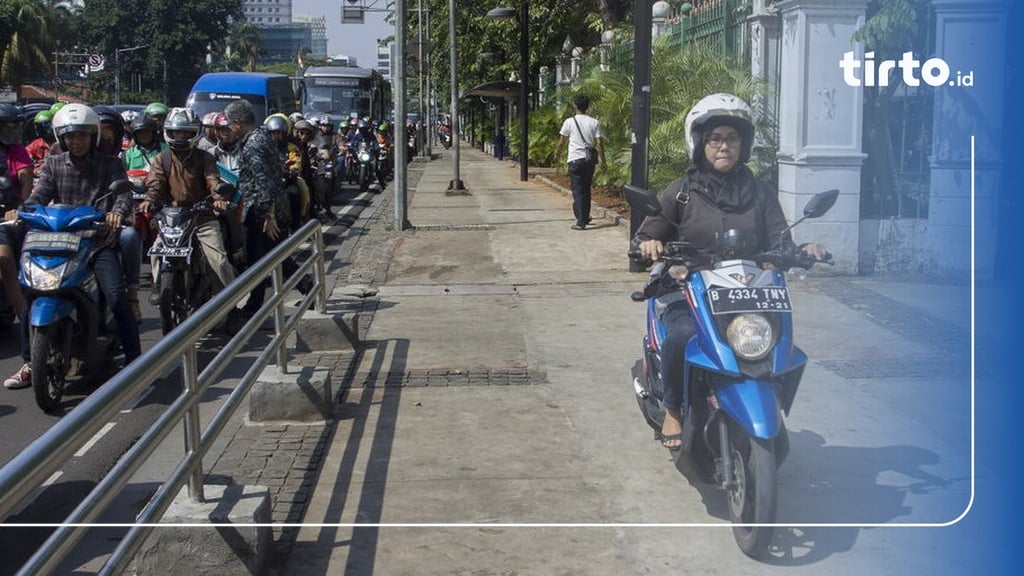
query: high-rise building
243 1 327 65
242 0 293 26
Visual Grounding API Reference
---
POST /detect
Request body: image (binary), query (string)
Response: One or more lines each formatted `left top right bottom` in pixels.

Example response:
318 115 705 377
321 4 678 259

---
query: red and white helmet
684 93 755 165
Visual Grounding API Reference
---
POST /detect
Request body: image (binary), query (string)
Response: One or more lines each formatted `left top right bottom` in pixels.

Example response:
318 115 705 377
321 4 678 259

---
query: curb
533 174 631 232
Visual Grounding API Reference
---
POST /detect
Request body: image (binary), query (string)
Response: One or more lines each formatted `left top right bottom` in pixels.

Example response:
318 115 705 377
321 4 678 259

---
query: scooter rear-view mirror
803 189 839 219
624 185 661 218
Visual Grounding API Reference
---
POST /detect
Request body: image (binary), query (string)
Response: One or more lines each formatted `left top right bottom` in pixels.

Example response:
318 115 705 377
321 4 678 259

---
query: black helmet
0 103 22 146
130 114 159 137
93 105 126 148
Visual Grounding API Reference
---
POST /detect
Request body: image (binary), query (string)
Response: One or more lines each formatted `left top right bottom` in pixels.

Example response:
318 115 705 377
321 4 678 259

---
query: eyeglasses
704 133 742 149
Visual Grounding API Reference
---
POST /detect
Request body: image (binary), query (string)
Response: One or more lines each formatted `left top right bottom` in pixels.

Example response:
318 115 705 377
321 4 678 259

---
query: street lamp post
114 44 148 106
486 2 529 182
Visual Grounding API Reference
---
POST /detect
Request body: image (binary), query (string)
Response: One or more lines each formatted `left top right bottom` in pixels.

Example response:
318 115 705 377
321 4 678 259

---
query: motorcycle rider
3 104 140 389
632 93 828 449
123 115 167 171
144 102 170 145
0 104 33 208
349 118 382 188
137 108 237 297
93 105 126 158
198 112 219 153
264 113 310 231
25 111 55 176
211 112 242 173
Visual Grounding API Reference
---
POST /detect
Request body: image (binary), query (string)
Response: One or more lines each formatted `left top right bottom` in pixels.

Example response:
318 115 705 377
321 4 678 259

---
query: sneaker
571 224 586 231
4 363 31 390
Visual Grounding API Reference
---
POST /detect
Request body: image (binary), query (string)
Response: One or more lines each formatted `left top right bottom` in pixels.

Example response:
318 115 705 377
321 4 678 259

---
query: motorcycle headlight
726 314 774 360
24 260 67 291
358 152 372 162
161 226 185 246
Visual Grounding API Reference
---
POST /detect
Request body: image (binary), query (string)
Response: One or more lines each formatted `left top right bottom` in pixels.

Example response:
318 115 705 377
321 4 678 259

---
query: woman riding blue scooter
631 93 829 449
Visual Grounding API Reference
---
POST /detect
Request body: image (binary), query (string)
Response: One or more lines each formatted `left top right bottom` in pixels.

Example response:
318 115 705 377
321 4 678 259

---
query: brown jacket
144 148 223 218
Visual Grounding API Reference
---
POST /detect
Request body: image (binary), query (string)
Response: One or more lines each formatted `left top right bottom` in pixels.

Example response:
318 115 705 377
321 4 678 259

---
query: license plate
148 246 192 258
23 232 81 252
707 286 792 314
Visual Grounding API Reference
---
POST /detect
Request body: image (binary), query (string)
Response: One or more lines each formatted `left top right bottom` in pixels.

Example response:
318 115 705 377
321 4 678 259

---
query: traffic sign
87 53 105 71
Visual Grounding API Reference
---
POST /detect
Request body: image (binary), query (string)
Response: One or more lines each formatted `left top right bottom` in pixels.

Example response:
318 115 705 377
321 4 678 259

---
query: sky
292 0 395 69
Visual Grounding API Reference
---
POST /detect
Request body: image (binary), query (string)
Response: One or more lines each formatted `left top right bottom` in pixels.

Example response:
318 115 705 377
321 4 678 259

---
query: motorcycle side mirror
624 185 661 218
803 189 839 219
0 176 10 192
777 188 840 243
93 179 131 207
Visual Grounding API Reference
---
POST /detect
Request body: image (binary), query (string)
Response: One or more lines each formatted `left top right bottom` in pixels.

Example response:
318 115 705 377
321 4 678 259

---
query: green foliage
853 0 930 59
1 0 54 88
524 37 773 194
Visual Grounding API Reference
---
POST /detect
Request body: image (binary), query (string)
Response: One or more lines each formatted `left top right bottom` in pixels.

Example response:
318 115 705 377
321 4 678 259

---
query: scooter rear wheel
31 328 65 413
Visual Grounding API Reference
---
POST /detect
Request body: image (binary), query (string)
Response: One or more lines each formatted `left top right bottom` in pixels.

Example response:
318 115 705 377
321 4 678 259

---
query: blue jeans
659 302 696 411
568 159 595 226
20 246 141 363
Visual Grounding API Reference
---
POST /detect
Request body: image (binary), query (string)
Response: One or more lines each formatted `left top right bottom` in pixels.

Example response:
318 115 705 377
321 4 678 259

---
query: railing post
272 264 289 372
315 225 327 313
182 345 205 503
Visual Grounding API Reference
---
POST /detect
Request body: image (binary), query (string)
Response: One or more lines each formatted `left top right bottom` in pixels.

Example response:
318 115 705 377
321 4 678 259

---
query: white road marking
73 422 116 458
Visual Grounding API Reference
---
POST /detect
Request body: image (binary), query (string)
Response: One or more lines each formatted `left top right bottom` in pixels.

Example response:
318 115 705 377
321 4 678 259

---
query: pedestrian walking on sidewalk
553 94 605 230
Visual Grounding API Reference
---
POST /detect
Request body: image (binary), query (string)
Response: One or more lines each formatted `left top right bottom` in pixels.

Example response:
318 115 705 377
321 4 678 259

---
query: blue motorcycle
626 187 837 558
17 184 127 412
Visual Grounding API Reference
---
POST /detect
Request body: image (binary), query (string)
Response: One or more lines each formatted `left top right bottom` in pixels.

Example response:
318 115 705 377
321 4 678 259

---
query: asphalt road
0 179 375 575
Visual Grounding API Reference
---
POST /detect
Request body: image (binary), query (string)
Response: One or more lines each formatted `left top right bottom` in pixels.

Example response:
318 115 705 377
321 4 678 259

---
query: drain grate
347 368 547 388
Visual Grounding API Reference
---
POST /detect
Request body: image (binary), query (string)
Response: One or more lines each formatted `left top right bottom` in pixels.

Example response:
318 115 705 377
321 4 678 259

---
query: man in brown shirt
139 108 235 295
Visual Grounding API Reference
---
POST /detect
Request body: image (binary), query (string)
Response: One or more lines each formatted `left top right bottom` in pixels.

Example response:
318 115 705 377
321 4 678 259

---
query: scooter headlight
161 226 185 246
726 314 773 360
358 151 372 163
23 260 67 291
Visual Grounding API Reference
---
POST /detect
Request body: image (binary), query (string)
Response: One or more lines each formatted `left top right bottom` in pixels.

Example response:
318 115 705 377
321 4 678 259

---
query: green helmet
48 102 66 116
34 111 53 123
144 102 169 117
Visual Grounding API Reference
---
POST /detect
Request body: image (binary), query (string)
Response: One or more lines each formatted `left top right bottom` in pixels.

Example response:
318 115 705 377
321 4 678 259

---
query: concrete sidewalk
220 147 974 575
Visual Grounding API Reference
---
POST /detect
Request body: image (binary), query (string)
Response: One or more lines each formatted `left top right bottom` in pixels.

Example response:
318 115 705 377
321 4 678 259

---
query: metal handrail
0 218 328 575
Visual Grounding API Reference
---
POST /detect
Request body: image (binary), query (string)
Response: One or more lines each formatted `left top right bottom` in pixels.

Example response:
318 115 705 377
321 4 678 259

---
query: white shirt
559 113 601 163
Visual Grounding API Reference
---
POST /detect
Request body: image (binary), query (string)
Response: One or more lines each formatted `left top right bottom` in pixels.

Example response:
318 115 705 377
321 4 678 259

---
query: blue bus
299 66 391 124
185 72 297 123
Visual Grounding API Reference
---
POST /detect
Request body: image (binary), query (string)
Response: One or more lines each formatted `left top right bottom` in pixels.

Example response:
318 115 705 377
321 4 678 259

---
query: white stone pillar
749 0 782 142
776 0 869 275
927 1 1006 278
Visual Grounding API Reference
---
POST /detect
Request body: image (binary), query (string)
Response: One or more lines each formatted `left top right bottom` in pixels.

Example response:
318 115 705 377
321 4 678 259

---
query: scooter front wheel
728 432 777 557
31 327 66 413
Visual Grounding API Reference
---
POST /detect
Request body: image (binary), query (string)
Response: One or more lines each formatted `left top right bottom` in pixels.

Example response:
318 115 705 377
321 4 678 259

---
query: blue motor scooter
17 182 129 412
626 186 837 558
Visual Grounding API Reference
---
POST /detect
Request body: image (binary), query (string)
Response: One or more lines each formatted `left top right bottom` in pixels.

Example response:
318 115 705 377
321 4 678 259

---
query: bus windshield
304 84 371 117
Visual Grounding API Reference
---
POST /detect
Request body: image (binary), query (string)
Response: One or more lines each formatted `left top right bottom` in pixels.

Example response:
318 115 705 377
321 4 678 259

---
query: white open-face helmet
163 107 202 151
684 93 755 166
52 103 101 148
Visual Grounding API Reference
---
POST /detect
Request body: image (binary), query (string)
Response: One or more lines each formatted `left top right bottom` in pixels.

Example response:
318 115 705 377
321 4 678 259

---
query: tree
853 0 932 218
0 0 54 89
232 22 263 73
73 0 243 103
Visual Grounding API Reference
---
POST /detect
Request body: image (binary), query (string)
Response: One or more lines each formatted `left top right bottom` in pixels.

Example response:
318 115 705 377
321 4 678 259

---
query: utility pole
394 0 411 228
629 0 653 272
448 0 464 189
114 45 148 106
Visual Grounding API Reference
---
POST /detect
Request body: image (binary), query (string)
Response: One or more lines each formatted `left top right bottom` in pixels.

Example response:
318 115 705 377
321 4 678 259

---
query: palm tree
1 0 53 89
231 22 263 72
